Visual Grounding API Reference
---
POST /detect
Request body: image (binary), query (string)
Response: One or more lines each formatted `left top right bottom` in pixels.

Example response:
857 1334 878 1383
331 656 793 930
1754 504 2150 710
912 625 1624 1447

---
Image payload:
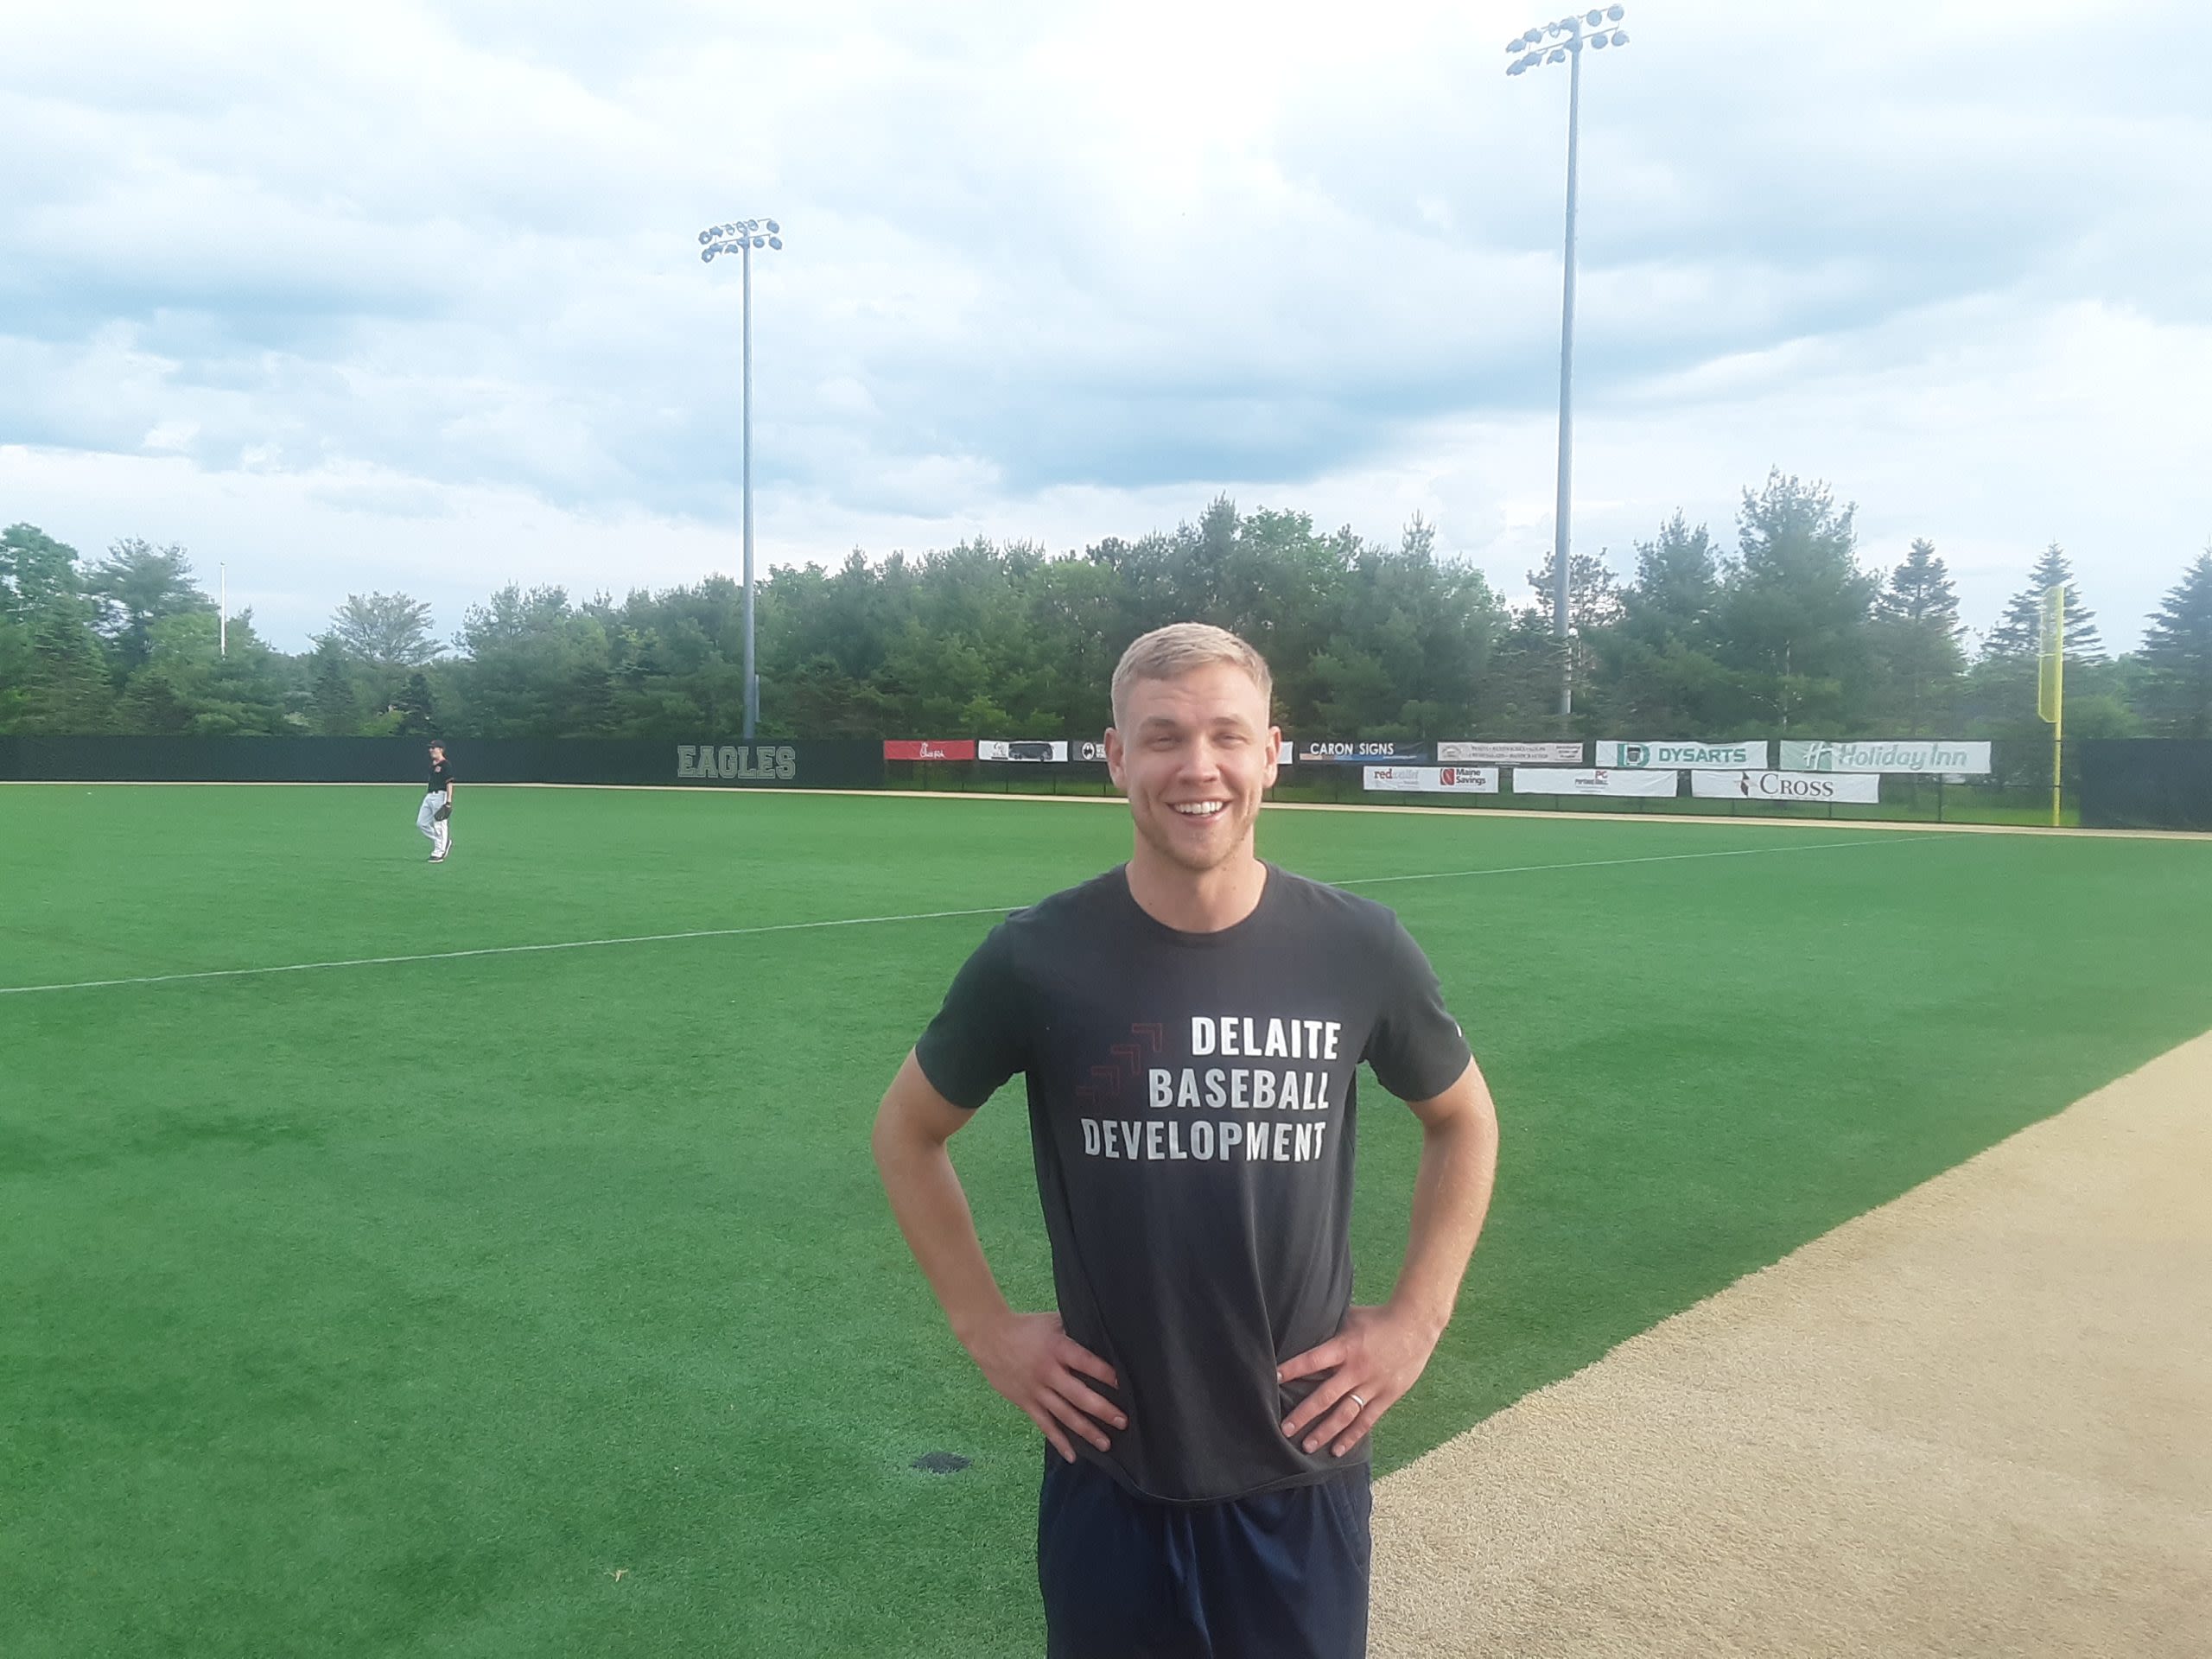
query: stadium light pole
698 217 785 740
1508 7 1629 726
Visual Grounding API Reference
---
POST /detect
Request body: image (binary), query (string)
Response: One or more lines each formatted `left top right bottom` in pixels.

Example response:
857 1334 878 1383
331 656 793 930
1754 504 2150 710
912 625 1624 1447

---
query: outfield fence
884 740 2133 829
4 735 2207 830
0 736 884 790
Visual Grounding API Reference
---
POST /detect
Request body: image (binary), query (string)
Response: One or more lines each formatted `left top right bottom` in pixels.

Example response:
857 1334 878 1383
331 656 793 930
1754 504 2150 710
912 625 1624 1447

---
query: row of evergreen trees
4 472 2209 747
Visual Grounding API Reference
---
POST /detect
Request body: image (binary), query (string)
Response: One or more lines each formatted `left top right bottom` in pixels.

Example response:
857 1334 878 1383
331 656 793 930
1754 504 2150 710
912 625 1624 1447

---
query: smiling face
1106 661 1281 879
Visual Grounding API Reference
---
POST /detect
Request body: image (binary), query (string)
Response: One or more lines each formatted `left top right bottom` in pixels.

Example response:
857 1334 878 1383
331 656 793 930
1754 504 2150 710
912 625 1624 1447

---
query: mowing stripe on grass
0 834 1939 998
1332 835 1944 889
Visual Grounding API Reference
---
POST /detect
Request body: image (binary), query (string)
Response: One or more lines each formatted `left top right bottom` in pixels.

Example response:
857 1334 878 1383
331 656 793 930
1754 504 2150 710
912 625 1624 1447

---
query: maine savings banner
1592 739 1770 769
1511 767 1680 798
1692 769 1881 804
1362 766 1500 794
1779 740 1991 774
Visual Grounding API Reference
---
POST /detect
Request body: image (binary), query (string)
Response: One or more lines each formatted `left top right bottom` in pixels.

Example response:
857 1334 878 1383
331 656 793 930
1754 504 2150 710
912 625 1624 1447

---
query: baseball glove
434 803 452 822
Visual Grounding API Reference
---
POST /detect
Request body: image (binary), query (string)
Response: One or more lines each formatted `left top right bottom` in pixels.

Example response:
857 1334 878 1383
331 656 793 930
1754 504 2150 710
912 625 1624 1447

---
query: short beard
1135 800 1248 874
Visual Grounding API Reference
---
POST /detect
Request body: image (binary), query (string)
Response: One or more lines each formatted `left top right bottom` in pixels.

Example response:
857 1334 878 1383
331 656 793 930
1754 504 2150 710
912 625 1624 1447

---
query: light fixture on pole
1507 6 1629 726
698 217 785 741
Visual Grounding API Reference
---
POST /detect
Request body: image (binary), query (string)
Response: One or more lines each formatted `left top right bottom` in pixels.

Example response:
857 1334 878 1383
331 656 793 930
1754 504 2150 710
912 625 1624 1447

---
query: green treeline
5 474 2210 748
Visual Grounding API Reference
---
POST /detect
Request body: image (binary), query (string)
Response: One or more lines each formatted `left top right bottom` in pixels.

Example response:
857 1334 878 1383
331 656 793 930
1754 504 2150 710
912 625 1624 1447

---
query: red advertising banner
883 740 978 762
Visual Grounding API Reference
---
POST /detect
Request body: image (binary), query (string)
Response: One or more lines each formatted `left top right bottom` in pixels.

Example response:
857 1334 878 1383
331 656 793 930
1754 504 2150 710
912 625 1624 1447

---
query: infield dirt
1371 1028 2212 1658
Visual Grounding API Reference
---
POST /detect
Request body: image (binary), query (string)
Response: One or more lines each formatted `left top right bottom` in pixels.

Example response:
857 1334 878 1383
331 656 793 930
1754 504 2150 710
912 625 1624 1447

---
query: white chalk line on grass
0 833 1942 998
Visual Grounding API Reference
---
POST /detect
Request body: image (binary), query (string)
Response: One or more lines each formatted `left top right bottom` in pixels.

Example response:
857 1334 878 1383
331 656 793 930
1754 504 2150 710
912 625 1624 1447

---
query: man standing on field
417 741 454 863
873 623 1499 1659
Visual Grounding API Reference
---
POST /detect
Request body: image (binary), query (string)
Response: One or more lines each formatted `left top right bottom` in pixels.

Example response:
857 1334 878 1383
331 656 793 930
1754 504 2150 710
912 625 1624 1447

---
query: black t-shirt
427 758 450 793
914 863 1470 1503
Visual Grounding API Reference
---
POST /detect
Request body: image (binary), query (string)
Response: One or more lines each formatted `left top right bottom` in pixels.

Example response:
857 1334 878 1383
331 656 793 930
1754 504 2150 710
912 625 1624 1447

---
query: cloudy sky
5 0 2209 652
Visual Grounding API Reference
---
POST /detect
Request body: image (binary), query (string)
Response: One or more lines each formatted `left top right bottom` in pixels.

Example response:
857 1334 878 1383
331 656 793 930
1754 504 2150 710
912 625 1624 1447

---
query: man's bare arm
1277 1055 1499 1456
871 1051 1126 1461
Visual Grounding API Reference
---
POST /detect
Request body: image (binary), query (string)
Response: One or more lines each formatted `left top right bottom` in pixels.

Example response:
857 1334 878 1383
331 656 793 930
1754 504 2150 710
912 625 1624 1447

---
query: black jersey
914 864 1469 1503
427 758 451 793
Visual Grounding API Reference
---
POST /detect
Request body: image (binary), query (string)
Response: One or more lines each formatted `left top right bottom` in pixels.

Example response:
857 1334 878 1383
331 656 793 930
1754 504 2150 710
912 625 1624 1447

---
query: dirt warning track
1372 1029 2212 1658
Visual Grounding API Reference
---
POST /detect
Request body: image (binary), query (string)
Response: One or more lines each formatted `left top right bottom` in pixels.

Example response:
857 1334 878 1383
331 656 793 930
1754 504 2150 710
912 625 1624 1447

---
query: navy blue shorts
1037 1454 1372 1659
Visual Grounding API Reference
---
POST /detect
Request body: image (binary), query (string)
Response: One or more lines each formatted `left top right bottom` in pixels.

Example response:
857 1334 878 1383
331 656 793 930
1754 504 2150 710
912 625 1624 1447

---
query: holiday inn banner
1779 740 1991 774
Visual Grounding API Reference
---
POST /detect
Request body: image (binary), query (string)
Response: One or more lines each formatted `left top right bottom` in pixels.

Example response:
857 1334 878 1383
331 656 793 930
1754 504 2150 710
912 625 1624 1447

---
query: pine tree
1714 471 1876 731
2138 549 2212 739
1985 543 2102 661
1872 539 1967 735
16 598 118 732
308 638 362 735
392 671 439 737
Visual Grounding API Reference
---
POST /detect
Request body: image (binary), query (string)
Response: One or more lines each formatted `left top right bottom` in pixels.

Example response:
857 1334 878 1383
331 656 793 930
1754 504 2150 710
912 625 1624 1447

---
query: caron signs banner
1591 740 1770 770
1779 740 1992 774
1511 768 1680 798
1435 741 1582 765
1361 766 1501 794
1294 741 1431 765
1691 769 1881 804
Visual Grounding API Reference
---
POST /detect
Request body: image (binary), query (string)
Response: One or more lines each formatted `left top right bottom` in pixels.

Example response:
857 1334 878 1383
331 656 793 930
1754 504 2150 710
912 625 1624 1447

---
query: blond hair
1110 623 1273 728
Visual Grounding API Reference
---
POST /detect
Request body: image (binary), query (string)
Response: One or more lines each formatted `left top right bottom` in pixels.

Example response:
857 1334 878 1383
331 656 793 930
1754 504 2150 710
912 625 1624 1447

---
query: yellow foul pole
2037 583 2066 828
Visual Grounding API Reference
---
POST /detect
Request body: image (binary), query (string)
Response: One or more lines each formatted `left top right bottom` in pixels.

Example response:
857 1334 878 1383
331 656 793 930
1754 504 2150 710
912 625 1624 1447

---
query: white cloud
3 0 2208 651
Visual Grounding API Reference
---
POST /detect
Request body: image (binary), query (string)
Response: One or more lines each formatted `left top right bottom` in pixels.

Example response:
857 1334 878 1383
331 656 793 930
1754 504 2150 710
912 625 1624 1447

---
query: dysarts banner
1362 766 1500 794
1294 741 1431 765
1592 740 1770 770
1779 740 1991 774
1435 741 1583 765
1691 769 1881 804
1512 767 1681 798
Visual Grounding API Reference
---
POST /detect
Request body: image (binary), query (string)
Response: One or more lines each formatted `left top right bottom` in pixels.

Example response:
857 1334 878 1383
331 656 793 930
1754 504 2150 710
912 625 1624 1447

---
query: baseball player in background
417 741 454 863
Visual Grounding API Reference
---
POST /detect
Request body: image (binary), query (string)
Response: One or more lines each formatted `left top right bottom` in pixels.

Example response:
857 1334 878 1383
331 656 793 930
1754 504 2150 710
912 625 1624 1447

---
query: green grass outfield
4 785 2208 1657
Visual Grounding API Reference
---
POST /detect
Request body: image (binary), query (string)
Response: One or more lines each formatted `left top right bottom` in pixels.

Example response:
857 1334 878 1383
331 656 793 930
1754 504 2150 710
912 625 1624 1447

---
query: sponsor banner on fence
1362 766 1500 794
1435 741 1583 765
1691 769 1881 804
1074 738 1290 765
978 740 1069 762
1511 767 1681 798
1592 739 1770 770
1779 739 1992 775
1294 741 1432 765
883 739 977 762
